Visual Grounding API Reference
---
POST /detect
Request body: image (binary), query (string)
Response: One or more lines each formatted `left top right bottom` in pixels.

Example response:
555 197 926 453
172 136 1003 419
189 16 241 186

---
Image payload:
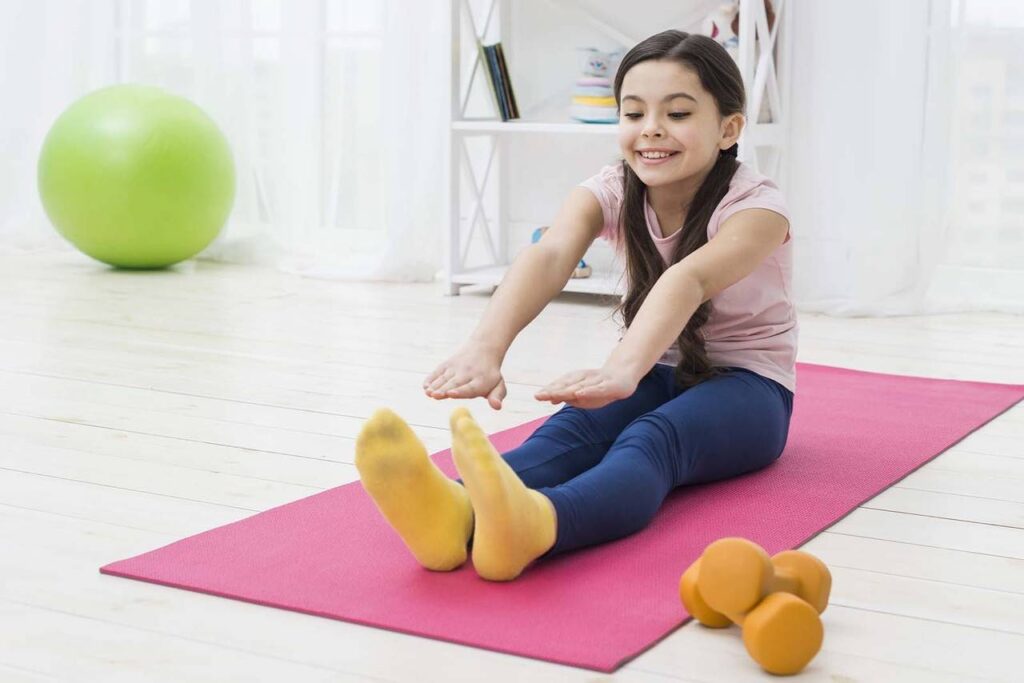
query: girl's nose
642 122 664 138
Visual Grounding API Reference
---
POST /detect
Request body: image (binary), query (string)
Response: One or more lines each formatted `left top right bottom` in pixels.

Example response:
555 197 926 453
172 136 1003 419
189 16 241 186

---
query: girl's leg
456 365 678 489
538 368 794 556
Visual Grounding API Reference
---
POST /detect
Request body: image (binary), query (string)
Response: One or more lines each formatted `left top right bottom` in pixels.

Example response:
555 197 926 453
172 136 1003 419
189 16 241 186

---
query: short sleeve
714 181 792 243
578 163 624 241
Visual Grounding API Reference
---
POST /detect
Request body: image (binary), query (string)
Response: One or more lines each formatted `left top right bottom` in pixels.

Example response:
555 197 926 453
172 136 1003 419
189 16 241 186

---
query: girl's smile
636 148 681 165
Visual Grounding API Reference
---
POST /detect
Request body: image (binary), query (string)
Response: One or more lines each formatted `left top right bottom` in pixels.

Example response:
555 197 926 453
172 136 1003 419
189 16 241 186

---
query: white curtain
0 0 446 281
787 0 1023 314
931 0 1024 312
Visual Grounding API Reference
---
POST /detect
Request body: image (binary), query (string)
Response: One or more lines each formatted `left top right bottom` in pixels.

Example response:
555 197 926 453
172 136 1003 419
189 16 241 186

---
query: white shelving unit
444 0 791 296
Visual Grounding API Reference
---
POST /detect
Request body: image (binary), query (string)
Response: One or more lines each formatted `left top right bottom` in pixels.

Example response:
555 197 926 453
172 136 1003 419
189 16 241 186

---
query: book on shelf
479 41 519 121
483 44 508 120
494 44 519 119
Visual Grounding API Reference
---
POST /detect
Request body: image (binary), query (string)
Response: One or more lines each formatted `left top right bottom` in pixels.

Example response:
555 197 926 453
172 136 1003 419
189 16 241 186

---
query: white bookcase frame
444 0 792 295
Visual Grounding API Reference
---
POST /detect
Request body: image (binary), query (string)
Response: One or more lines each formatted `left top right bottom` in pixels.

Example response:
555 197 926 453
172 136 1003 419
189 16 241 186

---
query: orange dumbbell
679 538 832 675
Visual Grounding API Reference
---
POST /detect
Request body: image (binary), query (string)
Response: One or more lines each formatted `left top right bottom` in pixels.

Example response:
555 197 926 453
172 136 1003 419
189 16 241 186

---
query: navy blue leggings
493 365 793 556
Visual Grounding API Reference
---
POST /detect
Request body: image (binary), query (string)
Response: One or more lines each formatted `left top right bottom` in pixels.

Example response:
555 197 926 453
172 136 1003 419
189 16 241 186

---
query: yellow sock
355 408 473 571
449 407 557 582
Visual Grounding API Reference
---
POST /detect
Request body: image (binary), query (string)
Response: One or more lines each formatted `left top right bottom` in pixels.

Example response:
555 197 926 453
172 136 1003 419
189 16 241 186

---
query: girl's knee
536 405 602 440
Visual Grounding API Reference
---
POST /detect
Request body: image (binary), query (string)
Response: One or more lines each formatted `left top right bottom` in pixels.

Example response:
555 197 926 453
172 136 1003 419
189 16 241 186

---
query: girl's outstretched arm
537 208 789 409
424 187 604 409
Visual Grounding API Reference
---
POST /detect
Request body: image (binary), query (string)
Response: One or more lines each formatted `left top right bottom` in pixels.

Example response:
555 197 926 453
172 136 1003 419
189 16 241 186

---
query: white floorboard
1 248 1022 682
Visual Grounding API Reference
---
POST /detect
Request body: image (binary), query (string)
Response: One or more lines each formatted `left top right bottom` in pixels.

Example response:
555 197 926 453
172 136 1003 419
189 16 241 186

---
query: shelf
452 120 619 136
450 265 625 296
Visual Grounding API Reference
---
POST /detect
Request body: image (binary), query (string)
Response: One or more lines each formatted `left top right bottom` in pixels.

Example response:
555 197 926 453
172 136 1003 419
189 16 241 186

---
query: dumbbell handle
766 567 803 597
713 568 804 626
722 583 812 627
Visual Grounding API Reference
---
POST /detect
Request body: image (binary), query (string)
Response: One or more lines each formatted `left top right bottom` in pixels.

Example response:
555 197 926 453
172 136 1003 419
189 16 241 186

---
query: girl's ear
720 113 745 151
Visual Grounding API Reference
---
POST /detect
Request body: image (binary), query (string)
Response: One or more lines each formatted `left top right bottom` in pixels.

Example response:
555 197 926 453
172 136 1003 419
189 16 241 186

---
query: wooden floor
1 248 1021 682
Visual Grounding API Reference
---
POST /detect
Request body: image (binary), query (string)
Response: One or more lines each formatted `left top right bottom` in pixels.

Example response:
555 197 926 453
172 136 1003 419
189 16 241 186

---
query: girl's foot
355 408 473 571
450 407 557 581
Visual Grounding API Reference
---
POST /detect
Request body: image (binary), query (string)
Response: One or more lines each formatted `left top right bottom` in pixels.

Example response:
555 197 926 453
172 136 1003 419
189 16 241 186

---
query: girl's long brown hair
613 30 745 389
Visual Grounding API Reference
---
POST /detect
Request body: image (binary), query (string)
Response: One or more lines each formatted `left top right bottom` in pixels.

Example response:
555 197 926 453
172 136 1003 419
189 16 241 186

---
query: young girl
354 30 795 582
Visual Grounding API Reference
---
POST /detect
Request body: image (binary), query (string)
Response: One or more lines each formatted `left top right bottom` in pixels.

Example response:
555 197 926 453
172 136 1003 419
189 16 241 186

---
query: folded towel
570 103 618 123
572 95 617 107
576 76 612 88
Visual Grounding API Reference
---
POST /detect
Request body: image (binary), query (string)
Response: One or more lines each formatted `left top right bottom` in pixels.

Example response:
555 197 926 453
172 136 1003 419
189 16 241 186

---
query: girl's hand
535 366 638 410
423 344 507 410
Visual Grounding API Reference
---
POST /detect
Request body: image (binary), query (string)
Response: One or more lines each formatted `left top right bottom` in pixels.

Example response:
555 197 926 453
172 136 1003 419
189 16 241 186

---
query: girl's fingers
546 379 579 395
535 383 556 400
432 370 471 397
542 388 576 403
431 375 464 396
566 370 590 385
487 378 506 410
538 381 562 394
575 378 608 396
536 384 565 399
537 370 602 402
426 368 456 394
564 376 599 396
444 378 479 398
425 374 443 393
424 363 452 388
557 379 610 405
544 377 586 395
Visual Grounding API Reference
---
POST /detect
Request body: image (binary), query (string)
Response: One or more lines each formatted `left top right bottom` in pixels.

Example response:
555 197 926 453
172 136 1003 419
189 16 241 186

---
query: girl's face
617 59 742 191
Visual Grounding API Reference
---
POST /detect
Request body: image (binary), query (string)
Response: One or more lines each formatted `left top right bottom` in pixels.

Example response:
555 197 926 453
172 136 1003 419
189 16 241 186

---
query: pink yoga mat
102 364 1023 672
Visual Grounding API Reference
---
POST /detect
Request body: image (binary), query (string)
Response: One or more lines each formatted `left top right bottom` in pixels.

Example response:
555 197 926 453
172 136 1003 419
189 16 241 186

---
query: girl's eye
621 112 689 120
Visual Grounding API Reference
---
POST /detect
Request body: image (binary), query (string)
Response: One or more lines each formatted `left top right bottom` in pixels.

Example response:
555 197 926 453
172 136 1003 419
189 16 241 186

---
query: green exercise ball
38 84 235 269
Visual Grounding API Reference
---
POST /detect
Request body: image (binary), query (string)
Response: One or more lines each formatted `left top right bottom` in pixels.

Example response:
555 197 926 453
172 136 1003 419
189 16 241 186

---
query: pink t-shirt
580 161 797 392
